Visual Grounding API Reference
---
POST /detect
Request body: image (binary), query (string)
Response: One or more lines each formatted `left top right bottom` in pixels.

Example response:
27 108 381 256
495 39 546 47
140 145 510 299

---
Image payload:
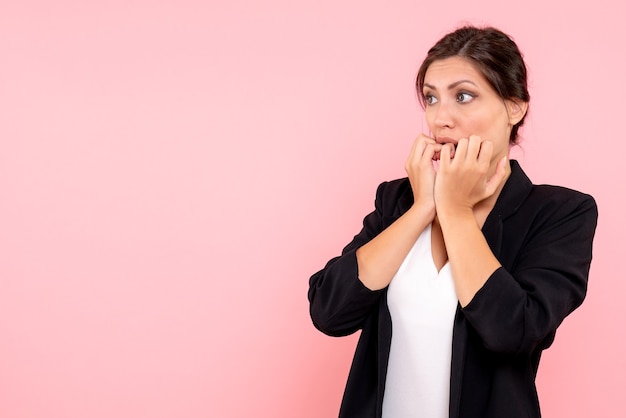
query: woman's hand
355 135 443 291
434 135 508 215
405 134 441 218
433 135 508 307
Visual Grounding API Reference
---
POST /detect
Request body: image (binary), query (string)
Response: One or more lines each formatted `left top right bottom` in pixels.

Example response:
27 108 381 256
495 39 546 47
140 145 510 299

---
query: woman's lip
436 136 458 145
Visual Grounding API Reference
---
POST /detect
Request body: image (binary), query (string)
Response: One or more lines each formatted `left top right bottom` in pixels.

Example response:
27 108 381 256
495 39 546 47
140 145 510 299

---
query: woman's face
422 56 526 167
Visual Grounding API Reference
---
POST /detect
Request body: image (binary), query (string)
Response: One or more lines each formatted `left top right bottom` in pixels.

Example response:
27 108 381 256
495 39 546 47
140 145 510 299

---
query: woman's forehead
424 57 488 88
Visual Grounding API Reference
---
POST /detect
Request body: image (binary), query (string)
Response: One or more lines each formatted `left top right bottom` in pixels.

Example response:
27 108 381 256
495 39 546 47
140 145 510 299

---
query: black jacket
308 161 598 418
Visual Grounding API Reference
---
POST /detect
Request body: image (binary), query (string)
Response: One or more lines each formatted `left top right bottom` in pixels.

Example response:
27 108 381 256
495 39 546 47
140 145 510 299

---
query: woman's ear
506 99 529 126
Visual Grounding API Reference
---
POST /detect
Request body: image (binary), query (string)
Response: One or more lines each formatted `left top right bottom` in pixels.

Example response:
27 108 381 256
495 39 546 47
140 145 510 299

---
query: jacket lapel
448 160 533 418
481 160 533 256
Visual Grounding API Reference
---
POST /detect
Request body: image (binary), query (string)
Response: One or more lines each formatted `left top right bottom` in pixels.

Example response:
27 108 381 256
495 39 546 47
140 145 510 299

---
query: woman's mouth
432 137 457 161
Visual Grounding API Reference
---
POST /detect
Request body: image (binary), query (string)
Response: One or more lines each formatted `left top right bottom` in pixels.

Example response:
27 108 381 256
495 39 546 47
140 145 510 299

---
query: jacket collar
487 159 533 222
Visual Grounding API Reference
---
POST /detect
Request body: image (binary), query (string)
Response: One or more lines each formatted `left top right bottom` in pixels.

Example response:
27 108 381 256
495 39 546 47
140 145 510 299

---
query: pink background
1 1 624 417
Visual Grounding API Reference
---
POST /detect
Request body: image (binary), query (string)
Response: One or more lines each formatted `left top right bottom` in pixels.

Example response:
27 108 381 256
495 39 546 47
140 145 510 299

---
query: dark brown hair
416 26 530 144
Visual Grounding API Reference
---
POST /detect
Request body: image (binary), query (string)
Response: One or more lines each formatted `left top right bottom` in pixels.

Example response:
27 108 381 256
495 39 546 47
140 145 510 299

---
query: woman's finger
477 140 493 168
467 135 483 161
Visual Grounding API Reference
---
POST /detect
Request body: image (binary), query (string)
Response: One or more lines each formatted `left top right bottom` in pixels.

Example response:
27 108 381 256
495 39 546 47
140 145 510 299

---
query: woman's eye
456 92 474 103
424 94 438 105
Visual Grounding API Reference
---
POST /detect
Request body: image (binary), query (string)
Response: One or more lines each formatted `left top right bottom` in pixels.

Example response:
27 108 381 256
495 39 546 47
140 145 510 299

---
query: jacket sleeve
308 182 395 337
461 190 598 356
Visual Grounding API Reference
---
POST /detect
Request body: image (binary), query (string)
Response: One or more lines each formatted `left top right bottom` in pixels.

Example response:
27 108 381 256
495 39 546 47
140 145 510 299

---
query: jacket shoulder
375 177 413 215
525 184 597 214
377 177 411 196
511 184 598 251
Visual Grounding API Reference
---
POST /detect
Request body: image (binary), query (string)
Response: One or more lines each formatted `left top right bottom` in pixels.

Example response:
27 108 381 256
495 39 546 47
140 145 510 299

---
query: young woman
308 26 598 418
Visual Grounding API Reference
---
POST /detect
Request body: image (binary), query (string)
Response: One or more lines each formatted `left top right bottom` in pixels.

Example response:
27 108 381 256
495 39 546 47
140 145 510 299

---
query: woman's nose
433 102 454 129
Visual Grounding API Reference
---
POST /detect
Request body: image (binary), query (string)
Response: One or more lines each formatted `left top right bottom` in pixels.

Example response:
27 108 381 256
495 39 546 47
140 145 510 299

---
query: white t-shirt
382 224 458 418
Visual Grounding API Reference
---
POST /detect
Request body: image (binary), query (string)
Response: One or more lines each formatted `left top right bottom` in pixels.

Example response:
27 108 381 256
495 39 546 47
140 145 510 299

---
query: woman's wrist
408 198 436 223
436 204 476 229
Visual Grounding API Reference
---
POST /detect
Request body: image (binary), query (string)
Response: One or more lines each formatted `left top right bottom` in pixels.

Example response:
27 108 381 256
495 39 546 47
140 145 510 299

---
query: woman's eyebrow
423 80 478 90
